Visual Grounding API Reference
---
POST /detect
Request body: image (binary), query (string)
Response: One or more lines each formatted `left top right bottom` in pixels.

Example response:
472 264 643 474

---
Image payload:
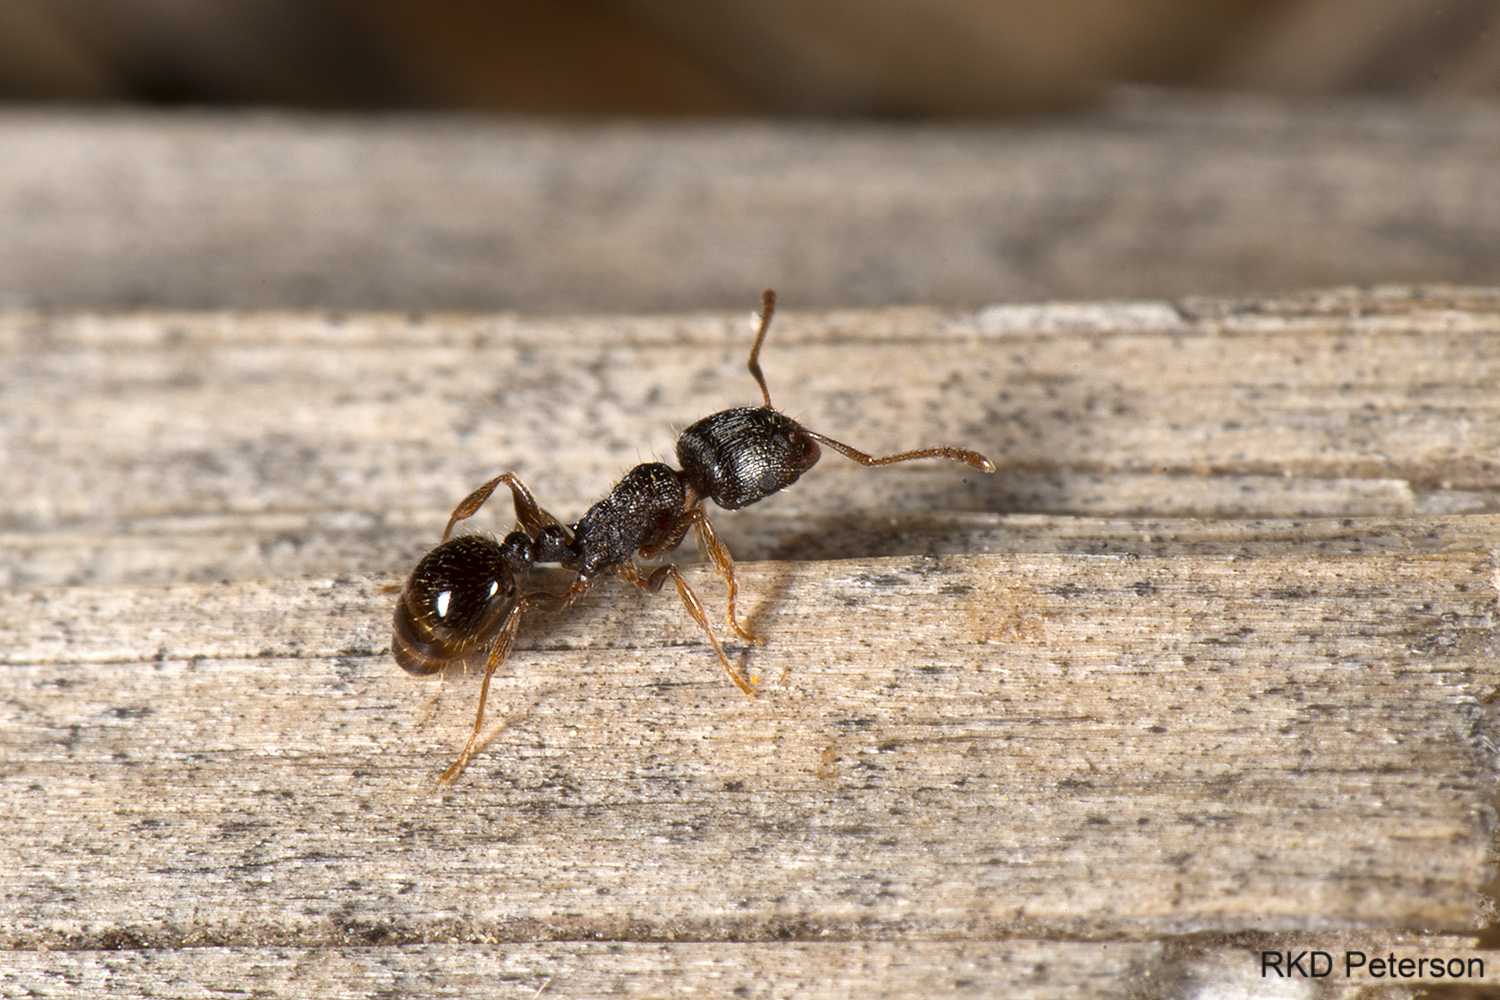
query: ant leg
438 589 562 786
691 511 756 643
802 430 996 474
636 509 696 561
442 472 571 542
497 473 572 540
438 599 521 785
636 507 755 645
617 562 755 696
549 573 596 612
441 475 506 541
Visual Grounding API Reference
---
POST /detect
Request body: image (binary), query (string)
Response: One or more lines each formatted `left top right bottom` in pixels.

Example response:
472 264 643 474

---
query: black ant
392 290 995 784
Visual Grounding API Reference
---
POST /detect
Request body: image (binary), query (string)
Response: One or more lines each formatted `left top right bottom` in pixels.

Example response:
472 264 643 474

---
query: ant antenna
803 430 996 473
746 288 777 408
742 287 993 474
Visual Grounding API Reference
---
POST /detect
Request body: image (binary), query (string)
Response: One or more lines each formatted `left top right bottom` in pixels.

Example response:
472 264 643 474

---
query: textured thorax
570 462 687 576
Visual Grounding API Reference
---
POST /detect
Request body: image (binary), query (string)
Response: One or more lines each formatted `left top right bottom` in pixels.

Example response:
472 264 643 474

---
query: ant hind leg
438 589 556 786
442 472 573 542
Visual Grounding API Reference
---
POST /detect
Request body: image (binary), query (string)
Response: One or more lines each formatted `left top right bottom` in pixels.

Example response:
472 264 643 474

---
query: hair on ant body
393 290 995 784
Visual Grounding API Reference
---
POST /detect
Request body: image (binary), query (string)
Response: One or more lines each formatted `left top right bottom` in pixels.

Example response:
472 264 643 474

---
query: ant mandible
392 290 995 784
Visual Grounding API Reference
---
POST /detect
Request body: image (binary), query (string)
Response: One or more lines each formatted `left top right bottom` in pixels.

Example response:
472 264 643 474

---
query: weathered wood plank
4 290 1499 997
3 287 1500 589
1 936 1492 999
5 508 1497 593
1 549 1492 948
3 97 1500 312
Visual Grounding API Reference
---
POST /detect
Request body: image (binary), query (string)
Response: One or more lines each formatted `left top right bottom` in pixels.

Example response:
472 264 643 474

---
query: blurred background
0 0 1497 310
4 0 1499 113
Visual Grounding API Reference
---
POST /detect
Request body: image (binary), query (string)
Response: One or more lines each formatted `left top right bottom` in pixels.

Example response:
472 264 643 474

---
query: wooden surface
2 94 1500 314
3 287 1500 997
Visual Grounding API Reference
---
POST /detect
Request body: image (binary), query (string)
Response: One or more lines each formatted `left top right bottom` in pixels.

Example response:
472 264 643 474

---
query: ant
392 290 995 784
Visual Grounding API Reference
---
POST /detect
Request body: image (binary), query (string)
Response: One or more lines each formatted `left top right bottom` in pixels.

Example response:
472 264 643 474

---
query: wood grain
1 937 1491 999
3 288 1499 996
3 549 1494 943
3 96 1500 313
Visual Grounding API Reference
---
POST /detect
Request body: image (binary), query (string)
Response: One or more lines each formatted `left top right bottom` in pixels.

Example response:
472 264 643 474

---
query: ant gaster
392 290 995 784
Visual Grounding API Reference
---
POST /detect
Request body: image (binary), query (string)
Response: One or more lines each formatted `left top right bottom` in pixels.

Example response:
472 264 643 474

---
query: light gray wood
3 289 1499 996
1 936 1490 999
4 285 1500 586
3 548 1493 945
2 95 1500 313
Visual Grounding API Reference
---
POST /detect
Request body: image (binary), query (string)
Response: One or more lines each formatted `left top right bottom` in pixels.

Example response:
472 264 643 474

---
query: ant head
680 288 994 509
673 289 822 510
676 406 821 510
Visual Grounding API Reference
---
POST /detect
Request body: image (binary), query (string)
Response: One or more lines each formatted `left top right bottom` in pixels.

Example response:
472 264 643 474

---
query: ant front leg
691 512 756 644
439 589 565 786
616 562 755 696
441 472 572 542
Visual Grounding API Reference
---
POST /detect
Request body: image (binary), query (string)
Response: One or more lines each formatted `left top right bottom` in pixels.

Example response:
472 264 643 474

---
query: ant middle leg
637 507 756 644
616 561 755 696
442 472 572 542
